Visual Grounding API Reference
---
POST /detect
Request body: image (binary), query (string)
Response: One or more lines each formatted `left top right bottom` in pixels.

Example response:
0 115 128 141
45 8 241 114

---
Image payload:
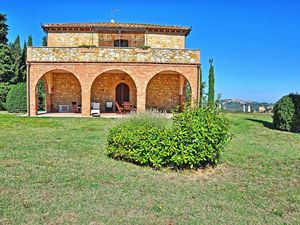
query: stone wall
47 32 185 49
145 34 185 49
146 73 181 111
48 73 82 111
91 72 137 112
48 33 99 47
98 33 145 47
27 47 200 64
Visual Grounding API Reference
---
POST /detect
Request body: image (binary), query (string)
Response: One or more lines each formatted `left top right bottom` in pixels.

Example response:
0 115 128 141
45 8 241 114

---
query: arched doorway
91 70 137 113
146 71 192 112
35 69 82 115
115 83 130 105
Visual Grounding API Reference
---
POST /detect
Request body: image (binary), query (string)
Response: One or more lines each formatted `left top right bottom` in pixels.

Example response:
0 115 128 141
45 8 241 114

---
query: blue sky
1 0 300 102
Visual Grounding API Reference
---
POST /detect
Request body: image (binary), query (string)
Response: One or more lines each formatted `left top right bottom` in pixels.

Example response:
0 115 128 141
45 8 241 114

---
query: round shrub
6 82 27 113
273 93 300 132
107 108 231 170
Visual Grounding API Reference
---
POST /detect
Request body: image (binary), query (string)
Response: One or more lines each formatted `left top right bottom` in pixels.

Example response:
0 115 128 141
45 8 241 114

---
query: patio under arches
90 70 137 113
146 71 192 112
35 69 82 115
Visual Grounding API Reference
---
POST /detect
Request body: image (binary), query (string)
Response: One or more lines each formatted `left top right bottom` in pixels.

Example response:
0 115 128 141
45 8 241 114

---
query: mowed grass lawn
0 113 299 224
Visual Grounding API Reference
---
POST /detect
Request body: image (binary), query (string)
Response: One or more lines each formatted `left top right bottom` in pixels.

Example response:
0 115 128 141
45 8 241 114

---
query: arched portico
146 71 192 112
90 70 137 113
34 69 82 115
28 63 199 116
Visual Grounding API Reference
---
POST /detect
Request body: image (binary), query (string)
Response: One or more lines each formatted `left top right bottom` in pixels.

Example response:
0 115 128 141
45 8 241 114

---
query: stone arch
90 69 137 113
35 69 82 114
146 70 192 112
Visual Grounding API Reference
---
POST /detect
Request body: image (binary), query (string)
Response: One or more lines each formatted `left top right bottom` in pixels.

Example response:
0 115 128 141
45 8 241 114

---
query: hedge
6 82 27 113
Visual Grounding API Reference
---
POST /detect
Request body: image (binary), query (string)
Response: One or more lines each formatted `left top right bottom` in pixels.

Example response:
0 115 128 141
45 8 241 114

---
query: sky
1 0 300 103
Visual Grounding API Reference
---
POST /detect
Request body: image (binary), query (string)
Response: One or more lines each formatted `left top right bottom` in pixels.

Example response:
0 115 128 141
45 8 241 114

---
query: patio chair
72 102 77 113
123 102 133 113
105 101 113 113
91 102 100 116
115 101 124 114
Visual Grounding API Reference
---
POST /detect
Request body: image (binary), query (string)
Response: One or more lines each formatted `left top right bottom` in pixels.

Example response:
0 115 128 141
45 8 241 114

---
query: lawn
0 113 299 224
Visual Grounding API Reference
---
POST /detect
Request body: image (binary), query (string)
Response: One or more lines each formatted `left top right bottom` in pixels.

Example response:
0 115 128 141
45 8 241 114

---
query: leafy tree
208 58 215 108
0 43 14 83
0 14 8 44
42 36 47 46
27 35 33 46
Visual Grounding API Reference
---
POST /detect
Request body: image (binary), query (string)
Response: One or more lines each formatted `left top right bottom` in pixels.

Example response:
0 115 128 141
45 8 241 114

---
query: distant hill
220 99 274 113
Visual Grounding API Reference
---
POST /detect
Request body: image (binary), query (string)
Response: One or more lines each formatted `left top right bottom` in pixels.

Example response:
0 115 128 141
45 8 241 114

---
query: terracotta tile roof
42 22 192 36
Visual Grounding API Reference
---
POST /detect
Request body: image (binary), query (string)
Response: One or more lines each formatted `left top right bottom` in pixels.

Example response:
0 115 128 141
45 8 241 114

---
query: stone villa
26 22 201 116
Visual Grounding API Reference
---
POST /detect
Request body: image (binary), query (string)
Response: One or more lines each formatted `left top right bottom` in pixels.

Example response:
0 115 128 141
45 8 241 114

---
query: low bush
107 107 231 170
273 93 300 132
6 82 27 113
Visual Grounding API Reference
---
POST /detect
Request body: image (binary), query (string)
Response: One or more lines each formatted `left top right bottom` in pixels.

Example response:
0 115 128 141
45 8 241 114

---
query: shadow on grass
246 118 275 129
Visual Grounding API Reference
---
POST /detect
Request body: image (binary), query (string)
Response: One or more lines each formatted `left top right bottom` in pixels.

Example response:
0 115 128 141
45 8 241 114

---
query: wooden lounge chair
91 102 100 116
115 101 124 114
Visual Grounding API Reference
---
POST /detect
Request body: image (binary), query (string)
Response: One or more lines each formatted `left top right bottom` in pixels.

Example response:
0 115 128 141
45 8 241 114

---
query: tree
0 82 11 110
0 14 8 44
19 41 27 82
42 36 47 46
208 58 215 108
27 35 33 46
0 43 14 83
10 35 22 83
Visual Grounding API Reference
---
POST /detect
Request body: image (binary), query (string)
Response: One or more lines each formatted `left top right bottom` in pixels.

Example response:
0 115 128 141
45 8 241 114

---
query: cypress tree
20 41 27 82
208 58 215 108
0 14 8 44
10 35 22 83
27 35 33 46
42 36 47 46
0 14 14 83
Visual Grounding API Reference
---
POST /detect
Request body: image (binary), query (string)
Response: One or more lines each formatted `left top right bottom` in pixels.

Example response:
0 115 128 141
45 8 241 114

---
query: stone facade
47 32 184 49
98 33 145 47
146 73 181 111
145 34 185 49
27 22 200 116
50 73 81 111
48 33 99 47
27 47 199 64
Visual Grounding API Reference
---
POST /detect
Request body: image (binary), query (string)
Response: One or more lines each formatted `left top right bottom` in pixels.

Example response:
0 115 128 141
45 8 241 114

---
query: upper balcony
27 47 200 65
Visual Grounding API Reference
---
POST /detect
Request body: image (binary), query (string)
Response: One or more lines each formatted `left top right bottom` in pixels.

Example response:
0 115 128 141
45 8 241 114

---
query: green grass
0 113 299 224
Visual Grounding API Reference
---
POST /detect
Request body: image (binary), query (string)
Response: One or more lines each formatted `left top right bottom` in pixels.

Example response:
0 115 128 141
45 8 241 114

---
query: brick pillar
28 71 38 116
190 77 198 107
136 87 146 113
81 86 91 116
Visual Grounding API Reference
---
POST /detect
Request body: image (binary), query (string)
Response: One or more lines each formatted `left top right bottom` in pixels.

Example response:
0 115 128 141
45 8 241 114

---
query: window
114 39 129 47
